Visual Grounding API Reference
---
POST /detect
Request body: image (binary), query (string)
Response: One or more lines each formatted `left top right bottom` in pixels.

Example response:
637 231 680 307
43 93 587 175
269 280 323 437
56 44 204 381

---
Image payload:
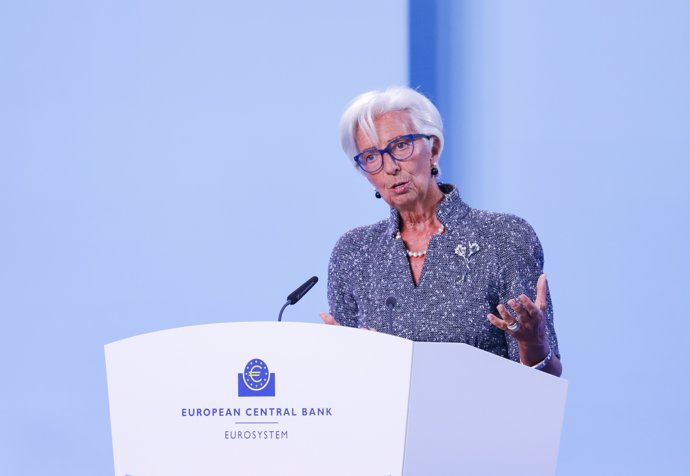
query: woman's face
355 111 439 211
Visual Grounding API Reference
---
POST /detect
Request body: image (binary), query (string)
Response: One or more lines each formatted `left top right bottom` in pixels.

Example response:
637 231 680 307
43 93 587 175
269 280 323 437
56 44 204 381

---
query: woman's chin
388 191 418 210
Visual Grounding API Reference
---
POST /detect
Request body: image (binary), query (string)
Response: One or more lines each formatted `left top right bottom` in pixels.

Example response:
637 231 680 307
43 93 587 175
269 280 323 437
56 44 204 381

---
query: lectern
105 322 567 475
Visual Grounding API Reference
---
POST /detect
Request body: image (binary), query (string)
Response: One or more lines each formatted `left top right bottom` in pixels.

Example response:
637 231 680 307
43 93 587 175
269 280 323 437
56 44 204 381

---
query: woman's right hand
319 312 340 325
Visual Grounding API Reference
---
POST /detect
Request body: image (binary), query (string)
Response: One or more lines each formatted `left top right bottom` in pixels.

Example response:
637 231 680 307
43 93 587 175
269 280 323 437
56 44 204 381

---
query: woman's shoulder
465 207 541 246
442 185 538 241
332 219 389 253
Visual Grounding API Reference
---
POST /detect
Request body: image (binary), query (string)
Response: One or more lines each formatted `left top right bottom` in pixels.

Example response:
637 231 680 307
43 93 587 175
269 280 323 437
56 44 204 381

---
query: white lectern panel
403 342 568 476
106 322 413 476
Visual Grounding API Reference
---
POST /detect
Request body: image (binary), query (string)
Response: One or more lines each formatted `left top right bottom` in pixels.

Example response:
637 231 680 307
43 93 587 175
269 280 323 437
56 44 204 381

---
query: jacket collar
387 183 470 238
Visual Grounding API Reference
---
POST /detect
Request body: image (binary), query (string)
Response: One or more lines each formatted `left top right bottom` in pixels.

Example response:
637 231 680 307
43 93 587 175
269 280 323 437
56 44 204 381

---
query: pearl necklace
395 225 445 258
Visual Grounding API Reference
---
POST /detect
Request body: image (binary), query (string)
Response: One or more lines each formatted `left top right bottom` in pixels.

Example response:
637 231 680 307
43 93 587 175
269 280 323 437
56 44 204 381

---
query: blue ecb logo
238 358 275 397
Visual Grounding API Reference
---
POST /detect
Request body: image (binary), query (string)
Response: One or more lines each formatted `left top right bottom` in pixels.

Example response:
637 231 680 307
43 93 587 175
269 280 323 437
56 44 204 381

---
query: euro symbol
248 365 264 382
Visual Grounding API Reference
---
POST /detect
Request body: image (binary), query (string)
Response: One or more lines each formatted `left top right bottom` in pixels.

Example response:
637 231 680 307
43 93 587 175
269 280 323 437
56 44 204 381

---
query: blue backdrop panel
408 1 690 474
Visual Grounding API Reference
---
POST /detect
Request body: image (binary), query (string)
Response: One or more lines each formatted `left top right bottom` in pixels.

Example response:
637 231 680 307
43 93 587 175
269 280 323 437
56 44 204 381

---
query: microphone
287 276 319 305
278 276 319 321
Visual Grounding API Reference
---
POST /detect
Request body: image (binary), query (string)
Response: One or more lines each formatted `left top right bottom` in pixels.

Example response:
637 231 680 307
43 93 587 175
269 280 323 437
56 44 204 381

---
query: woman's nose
382 152 400 174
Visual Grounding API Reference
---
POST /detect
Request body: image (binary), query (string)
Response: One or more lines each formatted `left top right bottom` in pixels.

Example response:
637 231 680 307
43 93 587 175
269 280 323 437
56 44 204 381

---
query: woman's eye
394 140 411 150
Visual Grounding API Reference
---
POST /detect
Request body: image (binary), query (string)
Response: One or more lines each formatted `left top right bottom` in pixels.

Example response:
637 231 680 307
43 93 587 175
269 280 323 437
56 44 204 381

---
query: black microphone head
385 296 397 309
286 276 319 305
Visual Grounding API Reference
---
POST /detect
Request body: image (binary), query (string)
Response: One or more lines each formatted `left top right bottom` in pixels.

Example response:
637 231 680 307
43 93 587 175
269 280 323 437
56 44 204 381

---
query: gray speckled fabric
327 184 560 362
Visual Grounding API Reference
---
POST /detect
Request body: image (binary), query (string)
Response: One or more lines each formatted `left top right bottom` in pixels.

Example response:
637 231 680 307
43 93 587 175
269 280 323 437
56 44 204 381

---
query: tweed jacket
327 184 560 362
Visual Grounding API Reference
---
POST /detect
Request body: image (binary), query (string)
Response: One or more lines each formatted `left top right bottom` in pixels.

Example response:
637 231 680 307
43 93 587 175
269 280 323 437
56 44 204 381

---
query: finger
518 294 543 321
319 312 340 326
496 303 517 324
535 273 548 313
507 298 529 323
487 312 509 331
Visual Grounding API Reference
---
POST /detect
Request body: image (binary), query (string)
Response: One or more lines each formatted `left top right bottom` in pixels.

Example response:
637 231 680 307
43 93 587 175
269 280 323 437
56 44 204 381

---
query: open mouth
390 181 409 192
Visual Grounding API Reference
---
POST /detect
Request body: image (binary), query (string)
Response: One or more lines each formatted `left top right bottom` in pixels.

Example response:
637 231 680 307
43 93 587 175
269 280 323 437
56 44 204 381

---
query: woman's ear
430 136 441 160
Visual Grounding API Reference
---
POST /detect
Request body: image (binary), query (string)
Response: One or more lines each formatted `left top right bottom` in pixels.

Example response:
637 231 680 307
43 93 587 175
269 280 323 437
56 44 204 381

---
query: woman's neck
398 183 445 232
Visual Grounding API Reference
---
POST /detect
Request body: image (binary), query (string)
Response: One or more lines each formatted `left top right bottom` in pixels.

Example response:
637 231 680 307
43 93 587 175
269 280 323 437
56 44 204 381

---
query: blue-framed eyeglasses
354 133 432 174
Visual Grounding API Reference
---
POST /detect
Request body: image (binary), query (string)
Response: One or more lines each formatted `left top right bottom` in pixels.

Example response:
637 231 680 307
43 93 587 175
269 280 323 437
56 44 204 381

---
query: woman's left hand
487 273 561 375
488 273 548 347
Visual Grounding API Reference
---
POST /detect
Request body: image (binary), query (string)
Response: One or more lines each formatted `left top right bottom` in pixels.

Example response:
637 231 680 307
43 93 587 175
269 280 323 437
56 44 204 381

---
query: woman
320 86 561 376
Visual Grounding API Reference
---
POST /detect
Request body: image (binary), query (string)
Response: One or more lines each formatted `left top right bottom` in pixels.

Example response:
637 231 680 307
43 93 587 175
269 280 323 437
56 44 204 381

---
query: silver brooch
455 242 480 271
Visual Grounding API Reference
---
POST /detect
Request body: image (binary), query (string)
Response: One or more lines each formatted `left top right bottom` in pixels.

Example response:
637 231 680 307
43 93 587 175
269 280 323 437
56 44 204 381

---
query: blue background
413 2 690 474
1 1 689 474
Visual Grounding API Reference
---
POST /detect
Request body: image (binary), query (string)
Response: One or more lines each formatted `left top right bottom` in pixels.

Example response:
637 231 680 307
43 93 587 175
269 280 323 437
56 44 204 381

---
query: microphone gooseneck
277 301 290 322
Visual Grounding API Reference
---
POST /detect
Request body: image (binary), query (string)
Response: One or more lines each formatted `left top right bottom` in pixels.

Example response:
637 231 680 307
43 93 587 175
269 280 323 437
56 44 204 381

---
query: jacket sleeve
498 217 560 362
326 232 360 328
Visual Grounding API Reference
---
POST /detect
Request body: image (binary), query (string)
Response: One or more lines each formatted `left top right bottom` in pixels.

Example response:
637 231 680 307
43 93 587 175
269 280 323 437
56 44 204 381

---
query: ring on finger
507 321 521 332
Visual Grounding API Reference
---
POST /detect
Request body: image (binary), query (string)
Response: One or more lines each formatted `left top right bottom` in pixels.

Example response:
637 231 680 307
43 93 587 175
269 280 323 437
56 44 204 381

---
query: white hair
339 86 444 167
